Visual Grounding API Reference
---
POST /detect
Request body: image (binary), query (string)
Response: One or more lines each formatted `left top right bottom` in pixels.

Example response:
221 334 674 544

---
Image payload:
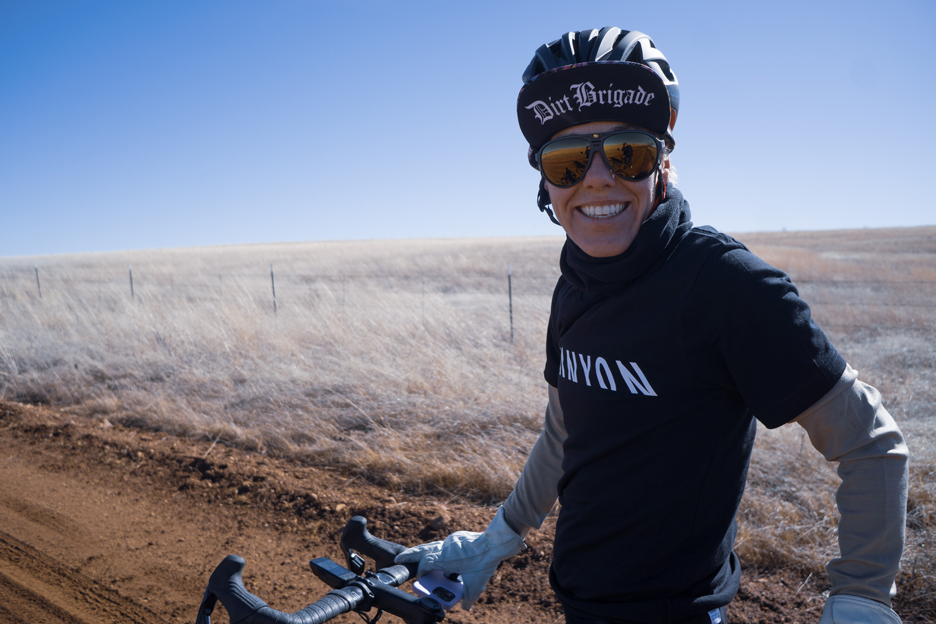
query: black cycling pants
564 605 728 624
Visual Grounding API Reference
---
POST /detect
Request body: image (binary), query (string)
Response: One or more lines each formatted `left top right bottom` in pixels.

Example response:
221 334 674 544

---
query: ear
658 155 671 199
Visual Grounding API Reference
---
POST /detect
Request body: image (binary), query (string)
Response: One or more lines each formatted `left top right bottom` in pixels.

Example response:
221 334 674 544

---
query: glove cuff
821 595 902 624
488 507 526 554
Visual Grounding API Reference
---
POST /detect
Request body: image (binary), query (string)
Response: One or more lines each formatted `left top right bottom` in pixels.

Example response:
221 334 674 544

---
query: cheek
644 175 660 197
634 178 658 216
624 177 653 200
545 182 572 209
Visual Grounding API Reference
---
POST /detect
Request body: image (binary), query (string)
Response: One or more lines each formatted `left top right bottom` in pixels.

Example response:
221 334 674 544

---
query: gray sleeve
793 364 909 607
502 384 566 538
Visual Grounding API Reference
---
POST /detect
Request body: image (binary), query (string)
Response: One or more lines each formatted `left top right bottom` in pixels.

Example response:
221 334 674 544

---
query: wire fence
1 266 563 304
3 265 936 333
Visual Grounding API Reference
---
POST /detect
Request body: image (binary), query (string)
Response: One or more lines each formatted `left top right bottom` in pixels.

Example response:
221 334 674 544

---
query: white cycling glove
394 506 525 610
819 595 902 624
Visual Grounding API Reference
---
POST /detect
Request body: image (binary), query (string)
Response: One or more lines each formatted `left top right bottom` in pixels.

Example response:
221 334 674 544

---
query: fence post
34 265 41 299
128 264 134 300
508 262 514 342
270 264 277 314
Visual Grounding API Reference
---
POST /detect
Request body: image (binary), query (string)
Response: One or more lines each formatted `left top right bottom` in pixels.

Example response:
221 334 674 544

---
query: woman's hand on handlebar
393 507 525 610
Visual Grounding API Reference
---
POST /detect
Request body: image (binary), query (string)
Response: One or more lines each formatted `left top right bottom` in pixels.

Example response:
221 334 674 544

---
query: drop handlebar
195 516 445 624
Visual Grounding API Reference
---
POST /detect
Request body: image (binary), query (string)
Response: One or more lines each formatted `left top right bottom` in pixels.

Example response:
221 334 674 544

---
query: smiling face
544 121 670 258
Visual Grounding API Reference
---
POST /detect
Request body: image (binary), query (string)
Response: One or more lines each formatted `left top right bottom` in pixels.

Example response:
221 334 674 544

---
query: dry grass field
1 227 934 618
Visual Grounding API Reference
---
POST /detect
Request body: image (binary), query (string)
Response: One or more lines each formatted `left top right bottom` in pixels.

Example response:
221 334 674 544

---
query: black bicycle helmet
522 27 679 142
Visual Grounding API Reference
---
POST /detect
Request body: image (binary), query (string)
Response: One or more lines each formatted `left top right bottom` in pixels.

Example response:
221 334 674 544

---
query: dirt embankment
0 401 920 624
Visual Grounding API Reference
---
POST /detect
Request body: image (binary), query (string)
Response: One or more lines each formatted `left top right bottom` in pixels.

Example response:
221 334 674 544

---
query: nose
582 150 615 189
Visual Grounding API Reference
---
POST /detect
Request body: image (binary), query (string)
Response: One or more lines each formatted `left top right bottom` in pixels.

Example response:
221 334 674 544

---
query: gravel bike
195 516 458 624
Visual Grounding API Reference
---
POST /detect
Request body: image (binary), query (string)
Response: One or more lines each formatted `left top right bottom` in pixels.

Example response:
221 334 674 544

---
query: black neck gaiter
559 186 694 295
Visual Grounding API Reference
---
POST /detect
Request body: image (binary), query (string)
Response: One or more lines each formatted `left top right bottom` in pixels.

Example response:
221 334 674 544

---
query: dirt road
0 401 565 624
0 400 911 624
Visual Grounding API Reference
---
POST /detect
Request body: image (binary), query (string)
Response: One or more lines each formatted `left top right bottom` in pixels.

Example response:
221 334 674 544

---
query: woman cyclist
397 28 908 624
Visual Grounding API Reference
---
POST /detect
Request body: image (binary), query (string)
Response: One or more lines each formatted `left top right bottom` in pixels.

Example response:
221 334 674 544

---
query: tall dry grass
0 238 564 498
1 227 934 608
738 227 936 612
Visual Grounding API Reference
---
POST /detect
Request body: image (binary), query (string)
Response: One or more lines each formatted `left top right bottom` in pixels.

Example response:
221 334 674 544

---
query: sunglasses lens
540 139 591 187
603 133 659 181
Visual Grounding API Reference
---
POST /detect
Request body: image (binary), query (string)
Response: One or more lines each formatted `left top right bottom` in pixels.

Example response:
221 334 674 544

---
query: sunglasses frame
533 130 664 189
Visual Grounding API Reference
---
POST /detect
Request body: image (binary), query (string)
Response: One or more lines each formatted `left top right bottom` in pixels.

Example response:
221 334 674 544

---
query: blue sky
2 0 934 256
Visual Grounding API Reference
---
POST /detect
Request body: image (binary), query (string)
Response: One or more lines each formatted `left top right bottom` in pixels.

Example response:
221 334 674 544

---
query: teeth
580 204 625 218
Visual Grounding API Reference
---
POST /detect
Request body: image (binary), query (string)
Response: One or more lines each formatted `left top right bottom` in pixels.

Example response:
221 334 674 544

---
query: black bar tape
375 565 411 587
235 586 365 624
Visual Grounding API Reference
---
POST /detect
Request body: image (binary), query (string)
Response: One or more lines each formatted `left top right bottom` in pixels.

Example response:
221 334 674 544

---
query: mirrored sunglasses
534 130 662 188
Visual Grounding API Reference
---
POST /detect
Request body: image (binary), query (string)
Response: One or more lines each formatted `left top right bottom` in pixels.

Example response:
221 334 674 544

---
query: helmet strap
537 178 562 226
655 171 666 203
